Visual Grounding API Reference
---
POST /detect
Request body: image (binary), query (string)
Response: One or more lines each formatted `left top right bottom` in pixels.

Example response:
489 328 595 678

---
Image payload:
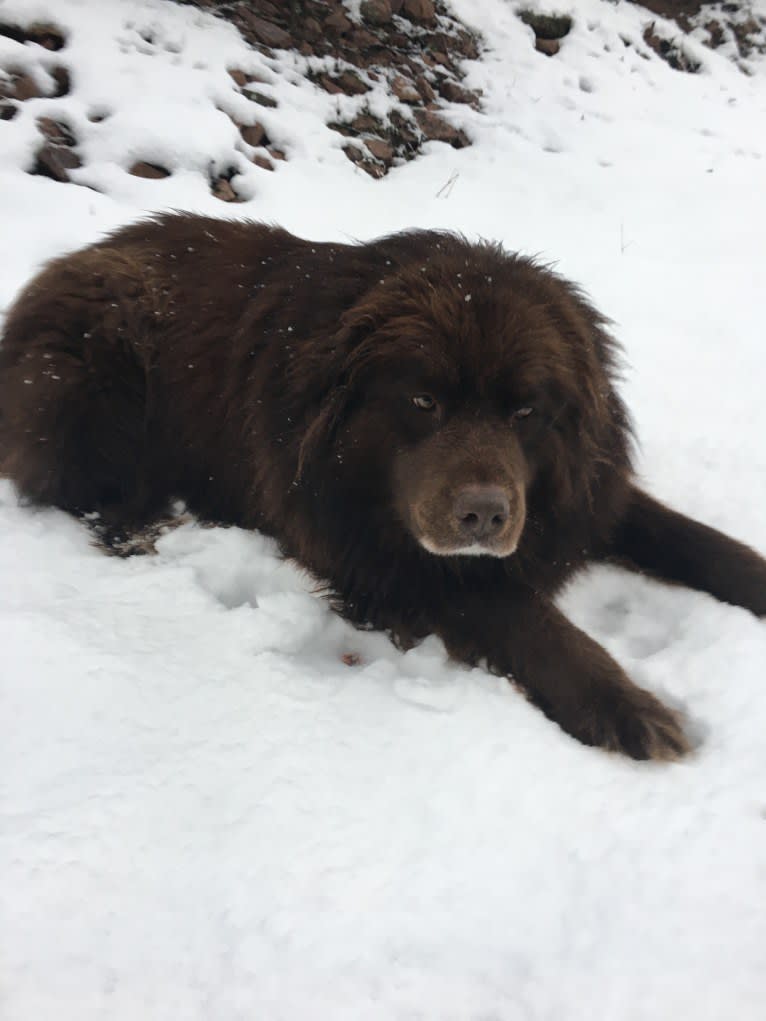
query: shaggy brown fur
2 214 764 759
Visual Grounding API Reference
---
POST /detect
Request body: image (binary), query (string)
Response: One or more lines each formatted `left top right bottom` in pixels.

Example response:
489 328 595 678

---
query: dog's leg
438 591 689 761
605 485 766 617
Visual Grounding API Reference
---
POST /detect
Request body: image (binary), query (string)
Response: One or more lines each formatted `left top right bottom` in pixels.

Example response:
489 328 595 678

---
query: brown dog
1 214 764 759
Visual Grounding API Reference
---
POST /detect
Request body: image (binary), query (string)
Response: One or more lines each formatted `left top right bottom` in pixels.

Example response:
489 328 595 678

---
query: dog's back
0 216 293 525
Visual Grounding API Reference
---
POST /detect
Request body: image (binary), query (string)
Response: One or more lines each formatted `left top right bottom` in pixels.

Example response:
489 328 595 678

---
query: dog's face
340 365 534 557
300 254 617 561
392 399 531 558
329 345 560 560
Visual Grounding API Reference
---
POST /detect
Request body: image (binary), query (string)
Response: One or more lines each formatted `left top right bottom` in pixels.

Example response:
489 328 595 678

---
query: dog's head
296 239 628 560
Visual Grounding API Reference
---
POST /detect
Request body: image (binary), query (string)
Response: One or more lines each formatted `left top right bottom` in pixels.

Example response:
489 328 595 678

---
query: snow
1 0 765 1018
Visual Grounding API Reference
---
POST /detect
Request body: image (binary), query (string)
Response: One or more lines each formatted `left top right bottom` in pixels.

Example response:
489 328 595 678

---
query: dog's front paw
568 683 690 761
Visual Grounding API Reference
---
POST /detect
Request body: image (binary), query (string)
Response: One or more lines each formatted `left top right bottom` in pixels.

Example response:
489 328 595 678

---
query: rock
388 109 420 145
238 14 291 49
325 10 352 34
211 177 240 202
322 70 369 96
519 12 572 41
37 117 76 146
267 147 286 161
302 18 322 42
33 143 81 182
239 122 267 147
414 108 469 147
535 38 560 56
402 0 436 24
391 75 421 103
0 101 17 120
252 154 274 171
361 0 392 26
129 161 171 179
338 70 370 95
351 112 385 133
365 137 394 161
327 121 353 137
2 73 42 101
704 19 726 48
251 0 281 19
25 22 65 50
228 68 267 88
246 89 278 108
415 75 436 102
28 22 66 50
318 75 343 95
451 30 480 59
349 27 379 50
343 143 364 164
50 66 70 96
343 144 386 178
360 47 394 68
435 78 482 107
0 20 65 50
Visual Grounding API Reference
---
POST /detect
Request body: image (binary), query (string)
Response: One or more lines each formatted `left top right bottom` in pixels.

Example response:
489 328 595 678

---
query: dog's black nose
454 486 510 541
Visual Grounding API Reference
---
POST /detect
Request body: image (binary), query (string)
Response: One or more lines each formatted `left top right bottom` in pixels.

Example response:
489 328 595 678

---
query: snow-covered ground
1 1 765 1018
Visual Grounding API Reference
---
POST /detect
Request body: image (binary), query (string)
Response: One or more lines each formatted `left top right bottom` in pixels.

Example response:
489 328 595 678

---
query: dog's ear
295 382 350 481
293 308 378 481
292 281 412 481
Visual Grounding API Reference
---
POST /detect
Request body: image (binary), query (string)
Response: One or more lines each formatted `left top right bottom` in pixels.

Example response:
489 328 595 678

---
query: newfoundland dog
2 214 764 760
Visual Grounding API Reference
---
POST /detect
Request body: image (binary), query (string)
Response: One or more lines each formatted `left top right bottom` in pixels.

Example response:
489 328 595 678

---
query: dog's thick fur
2 215 764 759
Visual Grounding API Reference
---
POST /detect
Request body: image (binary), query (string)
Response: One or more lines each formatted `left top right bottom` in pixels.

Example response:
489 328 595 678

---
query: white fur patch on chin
418 538 516 558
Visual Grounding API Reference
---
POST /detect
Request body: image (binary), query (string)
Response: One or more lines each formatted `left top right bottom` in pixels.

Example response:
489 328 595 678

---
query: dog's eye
411 394 438 412
512 406 534 420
